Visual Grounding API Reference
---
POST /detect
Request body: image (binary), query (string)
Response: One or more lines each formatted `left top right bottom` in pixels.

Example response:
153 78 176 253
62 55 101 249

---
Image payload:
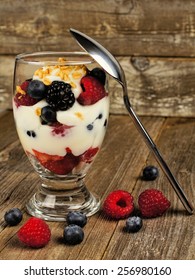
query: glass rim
15 51 94 66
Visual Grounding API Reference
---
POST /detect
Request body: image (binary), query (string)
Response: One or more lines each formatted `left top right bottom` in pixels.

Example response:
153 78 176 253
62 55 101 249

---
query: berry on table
63 224 84 245
67 211 87 228
17 217 51 248
102 190 134 219
125 216 143 233
46 81 75 111
138 188 171 218
4 208 23 226
142 165 159 181
27 80 47 99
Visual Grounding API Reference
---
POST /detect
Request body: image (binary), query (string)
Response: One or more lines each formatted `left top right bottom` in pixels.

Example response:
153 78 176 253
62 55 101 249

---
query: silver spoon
70 28 193 214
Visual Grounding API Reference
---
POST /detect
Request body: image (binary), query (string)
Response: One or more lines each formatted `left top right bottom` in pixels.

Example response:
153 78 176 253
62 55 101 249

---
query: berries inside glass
13 52 109 221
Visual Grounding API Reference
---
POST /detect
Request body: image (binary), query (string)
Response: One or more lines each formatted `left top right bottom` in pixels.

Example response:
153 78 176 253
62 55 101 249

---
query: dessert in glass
13 52 109 221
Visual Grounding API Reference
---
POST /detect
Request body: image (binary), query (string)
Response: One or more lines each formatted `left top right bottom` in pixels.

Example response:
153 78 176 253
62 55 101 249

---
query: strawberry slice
32 149 80 175
32 149 64 163
80 147 99 163
43 153 80 175
77 76 107 105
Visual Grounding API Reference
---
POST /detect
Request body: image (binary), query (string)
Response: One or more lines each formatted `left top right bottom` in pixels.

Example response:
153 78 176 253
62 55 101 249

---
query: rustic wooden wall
1 0 195 116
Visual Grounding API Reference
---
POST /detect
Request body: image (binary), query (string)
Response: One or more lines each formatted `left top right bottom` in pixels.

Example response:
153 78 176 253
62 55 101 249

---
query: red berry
138 189 171 218
80 147 99 163
51 122 73 136
32 149 80 175
43 153 80 175
20 80 30 91
32 149 64 163
17 217 51 248
77 76 107 105
102 190 134 219
14 80 38 107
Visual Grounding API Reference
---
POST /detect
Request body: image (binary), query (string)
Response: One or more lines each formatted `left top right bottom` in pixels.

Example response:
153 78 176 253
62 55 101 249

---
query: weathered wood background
1 0 195 116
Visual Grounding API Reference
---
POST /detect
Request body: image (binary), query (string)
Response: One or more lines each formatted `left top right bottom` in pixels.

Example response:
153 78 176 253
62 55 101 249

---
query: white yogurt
13 64 109 160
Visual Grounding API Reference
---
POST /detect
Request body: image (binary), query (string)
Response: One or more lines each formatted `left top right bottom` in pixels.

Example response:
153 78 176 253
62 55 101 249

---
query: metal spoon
70 28 193 214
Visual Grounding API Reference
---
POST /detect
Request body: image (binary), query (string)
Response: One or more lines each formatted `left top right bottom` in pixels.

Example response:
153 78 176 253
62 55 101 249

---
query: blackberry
46 81 75 111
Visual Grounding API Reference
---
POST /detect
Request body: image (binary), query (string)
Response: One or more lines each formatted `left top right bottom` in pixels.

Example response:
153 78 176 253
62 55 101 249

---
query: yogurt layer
13 61 109 175
13 97 109 157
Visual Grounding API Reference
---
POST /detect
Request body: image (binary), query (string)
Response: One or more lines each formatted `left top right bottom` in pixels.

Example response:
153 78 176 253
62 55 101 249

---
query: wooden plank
1 0 195 56
110 56 195 117
2 55 195 117
102 117 195 260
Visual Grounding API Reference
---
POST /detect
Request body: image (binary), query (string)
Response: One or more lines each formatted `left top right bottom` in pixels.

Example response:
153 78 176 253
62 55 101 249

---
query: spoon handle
123 94 194 214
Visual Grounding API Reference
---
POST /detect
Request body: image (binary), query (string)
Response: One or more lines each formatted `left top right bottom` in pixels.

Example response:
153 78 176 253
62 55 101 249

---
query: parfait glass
13 52 109 221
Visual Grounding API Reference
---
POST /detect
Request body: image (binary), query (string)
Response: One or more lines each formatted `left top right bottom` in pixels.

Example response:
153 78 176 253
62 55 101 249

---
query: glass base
26 178 100 221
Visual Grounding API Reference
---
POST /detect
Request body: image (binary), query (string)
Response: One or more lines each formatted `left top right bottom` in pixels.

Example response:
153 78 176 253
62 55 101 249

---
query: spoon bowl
70 28 193 214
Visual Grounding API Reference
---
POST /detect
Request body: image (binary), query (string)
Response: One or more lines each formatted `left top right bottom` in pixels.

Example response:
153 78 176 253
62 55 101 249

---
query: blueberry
63 224 84 245
41 106 57 123
142 165 159 181
4 208 23 226
27 130 31 136
87 124 93 131
27 80 47 99
104 119 107 127
97 113 103 119
90 68 106 85
26 130 36 137
31 131 36 137
125 216 143 233
67 211 87 228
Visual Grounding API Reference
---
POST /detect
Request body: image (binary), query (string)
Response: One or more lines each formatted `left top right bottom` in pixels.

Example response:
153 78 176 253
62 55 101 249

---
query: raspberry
14 80 38 107
102 190 134 219
20 80 30 91
17 217 51 248
77 76 107 105
138 189 171 218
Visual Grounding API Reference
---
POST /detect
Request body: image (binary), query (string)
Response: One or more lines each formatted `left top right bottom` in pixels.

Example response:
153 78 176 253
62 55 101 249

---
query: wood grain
1 0 195 56
0 112 194 260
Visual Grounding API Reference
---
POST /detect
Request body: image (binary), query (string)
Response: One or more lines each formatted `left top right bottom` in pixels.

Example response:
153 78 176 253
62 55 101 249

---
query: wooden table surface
0 110 194 260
